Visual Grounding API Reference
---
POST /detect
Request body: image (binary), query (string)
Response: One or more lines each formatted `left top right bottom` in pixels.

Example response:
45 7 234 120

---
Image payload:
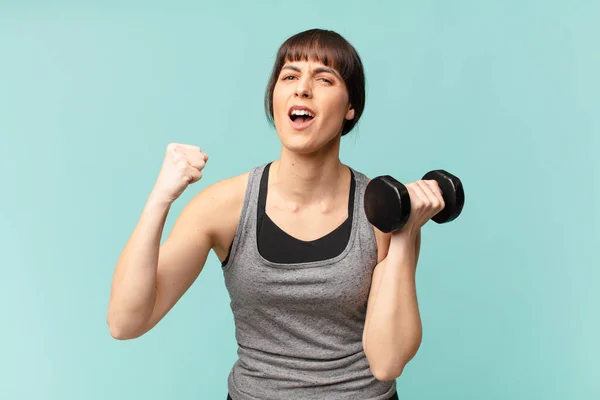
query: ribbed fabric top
222 163 396 400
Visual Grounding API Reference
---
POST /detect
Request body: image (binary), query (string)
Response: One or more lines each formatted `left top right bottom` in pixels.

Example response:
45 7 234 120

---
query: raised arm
106 143 212 340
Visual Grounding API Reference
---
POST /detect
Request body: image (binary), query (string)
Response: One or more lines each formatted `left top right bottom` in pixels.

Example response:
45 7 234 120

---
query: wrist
146 192 173 212
387 228 419 269
390 227 418 246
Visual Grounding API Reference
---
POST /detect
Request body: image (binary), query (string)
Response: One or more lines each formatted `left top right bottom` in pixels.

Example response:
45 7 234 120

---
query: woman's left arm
362 229 422 381
362 178 443 381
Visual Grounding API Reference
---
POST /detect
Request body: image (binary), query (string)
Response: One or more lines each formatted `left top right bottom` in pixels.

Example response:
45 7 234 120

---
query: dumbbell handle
422 170 464 224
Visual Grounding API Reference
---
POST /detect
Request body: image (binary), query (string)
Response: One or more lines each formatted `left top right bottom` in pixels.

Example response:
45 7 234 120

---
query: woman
107 29 445 400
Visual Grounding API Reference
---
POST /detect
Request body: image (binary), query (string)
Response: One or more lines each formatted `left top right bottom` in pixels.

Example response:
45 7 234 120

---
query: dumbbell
364 170 465 233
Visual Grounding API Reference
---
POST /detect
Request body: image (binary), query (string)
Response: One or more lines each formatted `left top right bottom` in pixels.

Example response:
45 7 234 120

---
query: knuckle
176 160 189 171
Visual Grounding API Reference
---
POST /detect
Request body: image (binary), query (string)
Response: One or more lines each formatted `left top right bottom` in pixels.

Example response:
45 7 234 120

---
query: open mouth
289 110 314 123
288 106 316 130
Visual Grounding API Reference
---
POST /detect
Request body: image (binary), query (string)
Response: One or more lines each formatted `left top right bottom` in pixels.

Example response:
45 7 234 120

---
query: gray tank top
222 163 396 399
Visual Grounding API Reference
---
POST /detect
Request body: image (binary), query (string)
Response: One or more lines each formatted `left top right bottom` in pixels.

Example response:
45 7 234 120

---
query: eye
282 75 297 81
318 77 333 84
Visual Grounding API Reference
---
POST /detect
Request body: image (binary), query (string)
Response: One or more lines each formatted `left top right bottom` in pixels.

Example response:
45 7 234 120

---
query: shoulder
181 165 263 259
189 170 250 211
185 168 251 230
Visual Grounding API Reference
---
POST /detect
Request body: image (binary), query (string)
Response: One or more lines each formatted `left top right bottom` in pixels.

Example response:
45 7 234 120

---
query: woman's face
272 59 355 155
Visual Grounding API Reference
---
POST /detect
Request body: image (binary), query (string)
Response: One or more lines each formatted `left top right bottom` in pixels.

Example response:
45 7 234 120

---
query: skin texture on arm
363 225 422 381
106 173 247 340
141 173 247 335
133 188 215 336
362 177 442 380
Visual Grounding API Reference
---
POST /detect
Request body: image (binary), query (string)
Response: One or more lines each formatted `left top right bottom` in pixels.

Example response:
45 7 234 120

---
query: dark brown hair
264 29 366 136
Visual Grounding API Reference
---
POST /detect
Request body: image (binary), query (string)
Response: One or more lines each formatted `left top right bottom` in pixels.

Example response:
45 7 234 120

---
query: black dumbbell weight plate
364 175 411 233
422 170 464 224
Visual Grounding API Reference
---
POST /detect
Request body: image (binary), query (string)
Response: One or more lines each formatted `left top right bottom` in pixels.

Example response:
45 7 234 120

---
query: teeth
291 109 314 117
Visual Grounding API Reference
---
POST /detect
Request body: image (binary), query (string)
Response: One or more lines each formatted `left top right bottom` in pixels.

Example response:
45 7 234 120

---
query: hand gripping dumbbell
364 170 465 233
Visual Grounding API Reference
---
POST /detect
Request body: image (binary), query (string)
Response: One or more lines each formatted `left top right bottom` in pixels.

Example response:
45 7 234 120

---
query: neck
270 137 348 208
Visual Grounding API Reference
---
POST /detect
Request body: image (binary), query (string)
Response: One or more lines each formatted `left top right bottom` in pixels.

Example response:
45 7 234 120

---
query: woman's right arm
106 142 216 340
106 188 216 340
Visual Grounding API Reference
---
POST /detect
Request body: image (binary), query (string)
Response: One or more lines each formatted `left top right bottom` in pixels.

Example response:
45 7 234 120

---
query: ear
345 103 355 121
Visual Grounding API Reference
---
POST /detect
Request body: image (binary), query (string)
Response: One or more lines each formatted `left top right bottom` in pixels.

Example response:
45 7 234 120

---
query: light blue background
1 1 598 399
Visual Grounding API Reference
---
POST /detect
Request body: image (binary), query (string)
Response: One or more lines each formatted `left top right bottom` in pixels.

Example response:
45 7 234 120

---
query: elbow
365 348 405 381
107 322 144 340
365 342 419 381
370 364 405 382
364 324 422 381
108 324 137 340
106 314 145 340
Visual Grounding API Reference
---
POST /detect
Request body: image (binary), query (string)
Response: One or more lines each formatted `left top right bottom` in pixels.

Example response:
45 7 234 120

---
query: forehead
281 60 341 76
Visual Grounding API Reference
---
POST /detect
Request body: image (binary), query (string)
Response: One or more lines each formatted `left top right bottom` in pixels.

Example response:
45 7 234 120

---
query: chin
277 128 338 156
279 134 320 155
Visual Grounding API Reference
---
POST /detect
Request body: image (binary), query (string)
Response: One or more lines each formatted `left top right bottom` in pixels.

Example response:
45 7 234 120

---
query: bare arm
106 188 215 340
362 230 422 381
362 177 443 380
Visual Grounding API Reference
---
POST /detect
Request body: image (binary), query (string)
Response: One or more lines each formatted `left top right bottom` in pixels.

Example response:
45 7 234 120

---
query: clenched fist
150 143 208 205
402 180 445 233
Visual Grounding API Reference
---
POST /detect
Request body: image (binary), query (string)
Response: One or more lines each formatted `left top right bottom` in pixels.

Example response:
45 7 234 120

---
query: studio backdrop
0 1 598 399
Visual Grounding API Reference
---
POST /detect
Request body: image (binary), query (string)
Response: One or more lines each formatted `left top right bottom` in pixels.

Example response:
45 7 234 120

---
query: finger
422 180 445 209
187 167 203 184
167 142 179 153
187 151 207 170
179 144 206 165
408 182 428 206
181 144 203 153
170 143 191 163
416 180 440 206
180 145 202 158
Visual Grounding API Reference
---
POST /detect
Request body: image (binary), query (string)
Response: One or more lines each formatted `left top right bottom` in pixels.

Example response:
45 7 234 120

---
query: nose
294 79 312 98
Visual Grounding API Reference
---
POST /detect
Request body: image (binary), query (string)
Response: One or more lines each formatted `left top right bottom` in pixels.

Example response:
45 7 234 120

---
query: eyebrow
281 64 341 80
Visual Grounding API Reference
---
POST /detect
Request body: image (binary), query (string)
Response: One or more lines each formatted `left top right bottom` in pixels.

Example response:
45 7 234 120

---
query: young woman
107 28 445 400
